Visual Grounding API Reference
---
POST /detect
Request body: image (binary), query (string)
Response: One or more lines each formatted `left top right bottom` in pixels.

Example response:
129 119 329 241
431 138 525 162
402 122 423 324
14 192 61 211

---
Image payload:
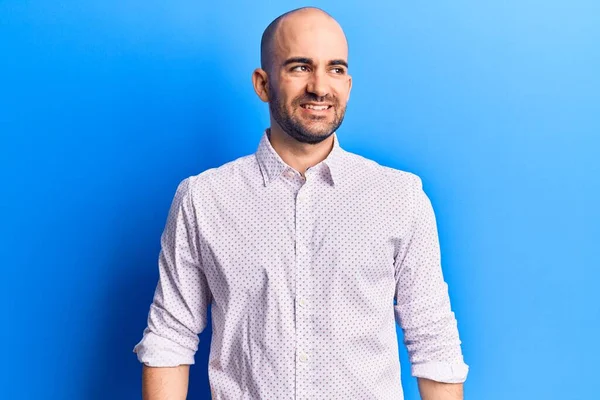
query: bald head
260 7 348 75
252 7 352 144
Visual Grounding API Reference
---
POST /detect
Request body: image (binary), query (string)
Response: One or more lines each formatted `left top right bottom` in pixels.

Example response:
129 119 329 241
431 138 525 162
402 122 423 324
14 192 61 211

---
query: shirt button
299 298 306 307
299 352 309 362
297 192 306 201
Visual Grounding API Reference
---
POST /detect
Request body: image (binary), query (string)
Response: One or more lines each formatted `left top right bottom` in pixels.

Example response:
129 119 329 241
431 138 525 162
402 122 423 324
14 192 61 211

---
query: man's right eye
291 65 309 72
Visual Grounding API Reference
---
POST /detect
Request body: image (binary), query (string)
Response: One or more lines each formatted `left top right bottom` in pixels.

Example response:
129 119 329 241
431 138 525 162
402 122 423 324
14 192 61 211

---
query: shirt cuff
132 330 196 367
411 360 469 383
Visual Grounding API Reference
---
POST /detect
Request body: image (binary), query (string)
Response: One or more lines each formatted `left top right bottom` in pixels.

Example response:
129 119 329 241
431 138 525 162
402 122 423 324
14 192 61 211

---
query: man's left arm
393 174 469 400
417 377 463 400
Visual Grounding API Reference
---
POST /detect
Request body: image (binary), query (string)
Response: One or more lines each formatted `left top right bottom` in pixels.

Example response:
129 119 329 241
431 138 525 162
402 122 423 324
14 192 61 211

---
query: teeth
304 104 329 110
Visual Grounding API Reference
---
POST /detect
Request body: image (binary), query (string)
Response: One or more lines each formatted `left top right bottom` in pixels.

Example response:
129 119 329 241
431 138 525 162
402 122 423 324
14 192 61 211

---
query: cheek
279 79 306 101
333 83 350 100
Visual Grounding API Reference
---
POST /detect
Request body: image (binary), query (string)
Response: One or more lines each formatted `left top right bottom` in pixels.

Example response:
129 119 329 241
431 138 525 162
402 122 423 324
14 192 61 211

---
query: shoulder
341 149 423 190
176 154 257 195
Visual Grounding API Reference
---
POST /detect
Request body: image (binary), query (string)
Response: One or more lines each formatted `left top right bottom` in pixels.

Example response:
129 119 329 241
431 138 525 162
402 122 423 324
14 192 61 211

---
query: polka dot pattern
133 129 469 399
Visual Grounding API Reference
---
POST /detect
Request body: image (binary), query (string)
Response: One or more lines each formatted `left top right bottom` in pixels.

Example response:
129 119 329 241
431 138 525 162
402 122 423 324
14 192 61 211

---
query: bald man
134 6 469 400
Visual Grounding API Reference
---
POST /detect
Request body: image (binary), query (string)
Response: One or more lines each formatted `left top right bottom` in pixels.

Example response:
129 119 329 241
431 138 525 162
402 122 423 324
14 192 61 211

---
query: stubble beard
268 83 346 145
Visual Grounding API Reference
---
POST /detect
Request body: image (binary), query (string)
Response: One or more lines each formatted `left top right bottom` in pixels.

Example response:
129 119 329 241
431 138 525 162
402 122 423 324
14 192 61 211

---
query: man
133 6 469 400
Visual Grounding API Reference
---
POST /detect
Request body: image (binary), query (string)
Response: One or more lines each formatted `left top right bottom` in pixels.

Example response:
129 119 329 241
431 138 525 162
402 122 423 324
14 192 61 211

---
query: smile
300 104 332 111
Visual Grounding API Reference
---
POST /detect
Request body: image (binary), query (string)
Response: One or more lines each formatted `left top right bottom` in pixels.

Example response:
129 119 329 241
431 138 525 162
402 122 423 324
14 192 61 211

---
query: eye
291 65 310 72
332 67 346 74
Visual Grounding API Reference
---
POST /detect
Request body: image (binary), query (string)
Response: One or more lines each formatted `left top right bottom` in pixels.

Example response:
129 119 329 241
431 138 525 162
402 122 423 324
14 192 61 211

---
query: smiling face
259 10 352 144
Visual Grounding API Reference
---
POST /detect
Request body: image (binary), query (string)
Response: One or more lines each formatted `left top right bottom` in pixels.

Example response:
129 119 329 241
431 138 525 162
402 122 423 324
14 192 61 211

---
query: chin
305 128 336 138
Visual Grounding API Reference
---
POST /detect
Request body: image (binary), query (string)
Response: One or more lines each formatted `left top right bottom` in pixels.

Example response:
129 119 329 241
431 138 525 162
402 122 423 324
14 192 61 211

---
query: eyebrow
282 57 349 69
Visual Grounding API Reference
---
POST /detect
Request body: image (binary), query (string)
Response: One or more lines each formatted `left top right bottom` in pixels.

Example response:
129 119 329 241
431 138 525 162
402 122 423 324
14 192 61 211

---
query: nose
306 70 329 98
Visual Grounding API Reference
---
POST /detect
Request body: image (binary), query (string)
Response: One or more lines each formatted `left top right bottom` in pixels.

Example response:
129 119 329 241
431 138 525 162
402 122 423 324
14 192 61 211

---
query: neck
267 122 334 177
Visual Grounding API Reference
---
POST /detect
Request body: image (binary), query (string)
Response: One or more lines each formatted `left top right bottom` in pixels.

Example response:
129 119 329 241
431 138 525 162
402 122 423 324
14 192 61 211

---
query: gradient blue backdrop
2 1 599 399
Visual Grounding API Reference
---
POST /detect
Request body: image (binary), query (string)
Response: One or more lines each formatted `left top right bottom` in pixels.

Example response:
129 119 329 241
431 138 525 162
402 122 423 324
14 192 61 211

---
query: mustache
294 94 337 105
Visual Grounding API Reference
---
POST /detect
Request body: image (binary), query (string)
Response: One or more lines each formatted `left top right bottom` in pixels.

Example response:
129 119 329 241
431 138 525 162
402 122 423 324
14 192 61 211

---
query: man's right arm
142 365 190 400
133 177 212 398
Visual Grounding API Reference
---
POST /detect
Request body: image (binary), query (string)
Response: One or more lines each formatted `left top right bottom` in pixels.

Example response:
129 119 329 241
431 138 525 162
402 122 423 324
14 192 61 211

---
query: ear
346 74 353 102
252 68 270 103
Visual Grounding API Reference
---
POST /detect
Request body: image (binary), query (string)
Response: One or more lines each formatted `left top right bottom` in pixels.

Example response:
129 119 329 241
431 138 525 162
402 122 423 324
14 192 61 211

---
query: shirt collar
255 128 345 187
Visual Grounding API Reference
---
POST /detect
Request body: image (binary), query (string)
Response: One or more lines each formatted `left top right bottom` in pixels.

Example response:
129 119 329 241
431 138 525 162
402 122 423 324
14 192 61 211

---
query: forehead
273 16 348 63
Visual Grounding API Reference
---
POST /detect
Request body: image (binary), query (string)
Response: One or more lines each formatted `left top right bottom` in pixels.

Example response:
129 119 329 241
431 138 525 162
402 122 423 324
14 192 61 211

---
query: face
266 14 352 144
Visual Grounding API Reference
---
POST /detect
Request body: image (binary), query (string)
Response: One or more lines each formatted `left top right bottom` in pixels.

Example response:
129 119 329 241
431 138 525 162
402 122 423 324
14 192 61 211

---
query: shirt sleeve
132 176 212 367
393 174 469 383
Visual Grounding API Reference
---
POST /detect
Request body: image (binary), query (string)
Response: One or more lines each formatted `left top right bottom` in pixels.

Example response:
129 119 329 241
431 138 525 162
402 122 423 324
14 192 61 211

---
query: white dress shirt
133 129 469 399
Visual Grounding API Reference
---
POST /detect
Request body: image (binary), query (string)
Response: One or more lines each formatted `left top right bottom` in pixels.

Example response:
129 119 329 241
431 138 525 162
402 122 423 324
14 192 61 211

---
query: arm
393 175 469 396
417 377 463 400
142 365 190 400
133 177 212 398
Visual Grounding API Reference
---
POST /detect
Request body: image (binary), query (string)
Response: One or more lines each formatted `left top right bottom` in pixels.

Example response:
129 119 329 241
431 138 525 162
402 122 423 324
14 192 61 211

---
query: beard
268 82 346 145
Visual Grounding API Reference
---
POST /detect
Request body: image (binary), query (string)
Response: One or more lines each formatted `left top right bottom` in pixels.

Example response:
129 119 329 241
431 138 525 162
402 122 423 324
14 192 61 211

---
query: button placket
294 174 313 399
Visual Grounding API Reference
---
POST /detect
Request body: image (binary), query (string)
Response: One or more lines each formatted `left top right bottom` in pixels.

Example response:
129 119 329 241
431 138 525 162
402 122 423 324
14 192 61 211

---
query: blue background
2 1 599 399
